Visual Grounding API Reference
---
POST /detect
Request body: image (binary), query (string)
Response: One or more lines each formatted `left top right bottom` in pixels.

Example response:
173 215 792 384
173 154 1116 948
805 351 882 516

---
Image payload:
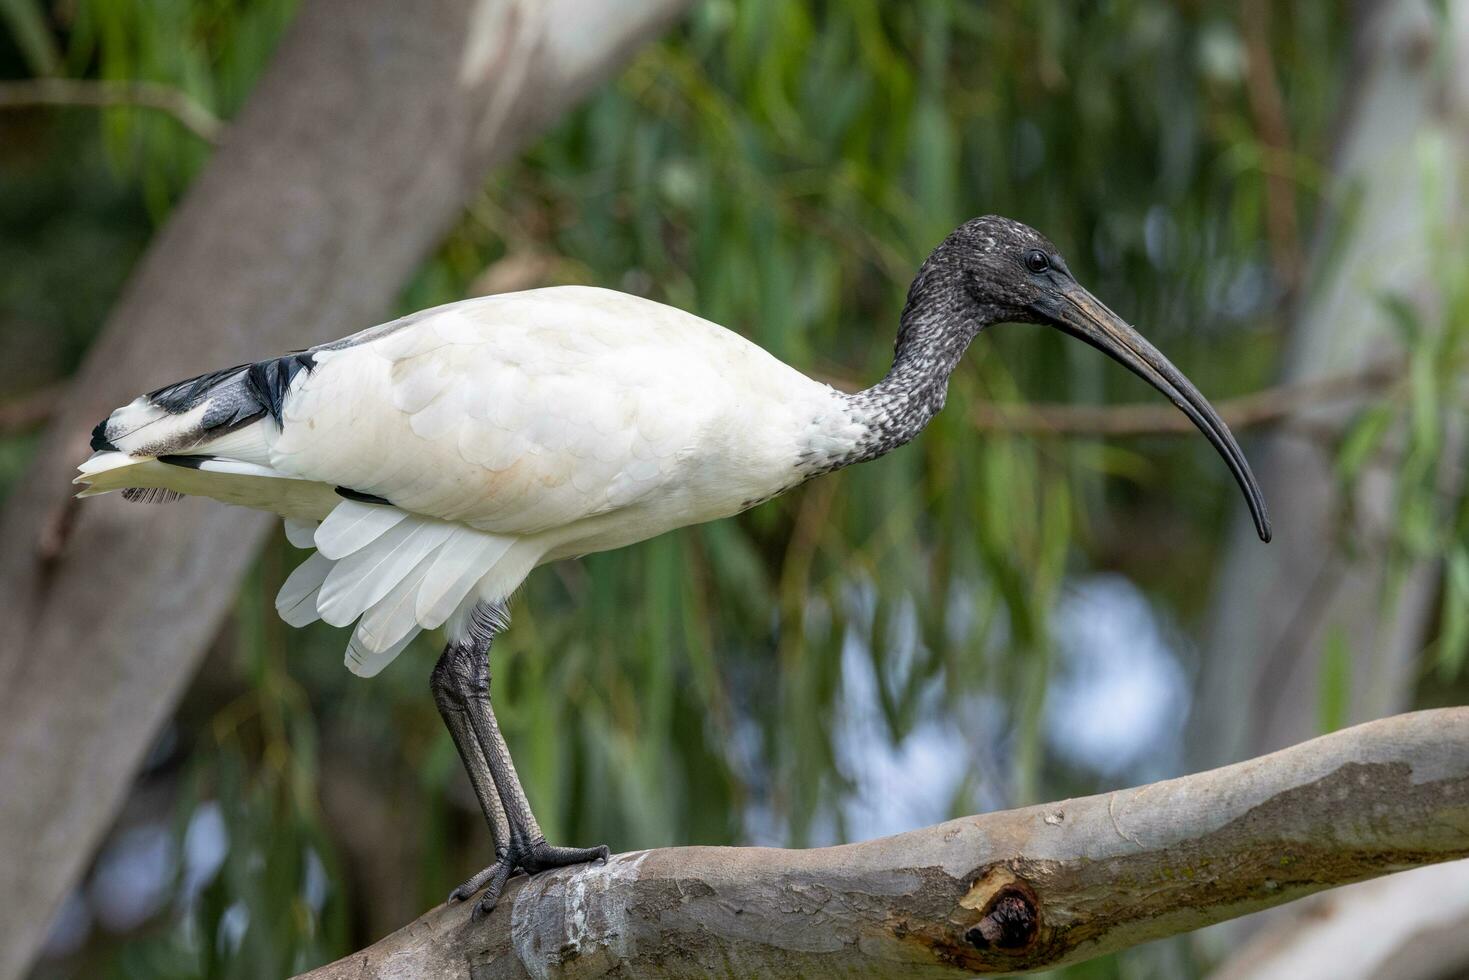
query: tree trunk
1193 0 1467 769
1195 1 1469 974
1210 861 1469 980
295 710 1469 979
0 2 687 977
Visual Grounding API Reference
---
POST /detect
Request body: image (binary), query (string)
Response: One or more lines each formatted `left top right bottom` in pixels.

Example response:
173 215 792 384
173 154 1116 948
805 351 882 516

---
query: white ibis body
77 216 1270 912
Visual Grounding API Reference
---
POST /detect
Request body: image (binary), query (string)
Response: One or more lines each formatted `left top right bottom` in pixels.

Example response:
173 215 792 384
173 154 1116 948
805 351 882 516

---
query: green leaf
1317 626 1352 735
1407 344 1439 453
1439 546 1469 680
1376 291 1423 344
1335 403 1396 482
0 0 60 75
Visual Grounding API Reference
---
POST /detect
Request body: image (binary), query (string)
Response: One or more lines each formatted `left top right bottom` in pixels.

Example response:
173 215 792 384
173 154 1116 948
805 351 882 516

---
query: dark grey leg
430 603 609 918
430 641 513 902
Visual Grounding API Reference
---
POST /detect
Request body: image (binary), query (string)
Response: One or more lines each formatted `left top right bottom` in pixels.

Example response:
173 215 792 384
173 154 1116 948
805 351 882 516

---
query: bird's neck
804 272 975 475
840 338 965 461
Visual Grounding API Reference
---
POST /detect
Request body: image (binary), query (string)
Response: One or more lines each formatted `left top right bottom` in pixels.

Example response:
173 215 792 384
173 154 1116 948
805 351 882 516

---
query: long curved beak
1043 282 1272 543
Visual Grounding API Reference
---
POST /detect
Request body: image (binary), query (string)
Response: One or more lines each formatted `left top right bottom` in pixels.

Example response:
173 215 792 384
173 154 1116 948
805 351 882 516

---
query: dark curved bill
1044 283 1272 543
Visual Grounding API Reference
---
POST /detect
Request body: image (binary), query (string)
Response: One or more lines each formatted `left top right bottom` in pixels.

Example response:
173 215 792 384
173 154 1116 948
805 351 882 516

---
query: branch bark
297 709 1469 979
0 2 688 978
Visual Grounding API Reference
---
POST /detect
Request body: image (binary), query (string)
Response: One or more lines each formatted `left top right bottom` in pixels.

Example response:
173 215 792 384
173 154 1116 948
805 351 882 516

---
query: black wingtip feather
147 362 251 412
145 350 316 434
90 418 118 452
246 351 316 427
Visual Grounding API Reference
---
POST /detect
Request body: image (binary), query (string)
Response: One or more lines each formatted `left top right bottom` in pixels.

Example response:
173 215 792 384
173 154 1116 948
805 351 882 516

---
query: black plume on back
90 350 316 453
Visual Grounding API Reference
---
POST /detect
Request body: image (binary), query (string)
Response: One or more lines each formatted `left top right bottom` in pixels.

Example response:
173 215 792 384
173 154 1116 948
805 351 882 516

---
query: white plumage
77 286 850 675
313 500 407 560
276 551 331 627
77 218 1273 686
76 216 1275 909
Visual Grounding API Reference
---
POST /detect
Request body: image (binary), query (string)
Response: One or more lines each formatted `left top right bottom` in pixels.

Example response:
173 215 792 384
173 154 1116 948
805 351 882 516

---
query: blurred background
2 1 1467 977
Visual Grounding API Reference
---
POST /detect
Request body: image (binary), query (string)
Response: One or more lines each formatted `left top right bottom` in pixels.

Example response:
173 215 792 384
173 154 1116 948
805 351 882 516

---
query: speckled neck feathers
801 246 978 475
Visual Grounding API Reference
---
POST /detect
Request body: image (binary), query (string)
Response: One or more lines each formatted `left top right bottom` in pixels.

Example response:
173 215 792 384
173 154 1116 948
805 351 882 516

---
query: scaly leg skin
430 604 610 918
429 640 513 903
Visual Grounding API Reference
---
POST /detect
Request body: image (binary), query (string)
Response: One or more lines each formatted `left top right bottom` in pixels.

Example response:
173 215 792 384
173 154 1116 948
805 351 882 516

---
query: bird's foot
449 837 611 919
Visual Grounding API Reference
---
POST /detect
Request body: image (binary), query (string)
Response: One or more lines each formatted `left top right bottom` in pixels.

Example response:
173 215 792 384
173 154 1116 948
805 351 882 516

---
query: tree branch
1210 861 1469 980
0 350 1407 445
297 709 1469 979
803 356 1404 441
967 357 1403 437
0 78 225 143
1240 0 1304 293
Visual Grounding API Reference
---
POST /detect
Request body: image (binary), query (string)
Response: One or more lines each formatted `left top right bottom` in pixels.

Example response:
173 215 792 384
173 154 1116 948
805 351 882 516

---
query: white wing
78 285 830 676
269 287 759 536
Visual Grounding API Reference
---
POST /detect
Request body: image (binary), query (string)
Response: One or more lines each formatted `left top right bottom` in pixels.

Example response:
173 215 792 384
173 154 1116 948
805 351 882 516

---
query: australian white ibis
76 215 1271 915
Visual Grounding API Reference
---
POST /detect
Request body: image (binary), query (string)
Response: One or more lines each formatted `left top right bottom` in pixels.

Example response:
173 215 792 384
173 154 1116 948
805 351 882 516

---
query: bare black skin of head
861 215 1271 543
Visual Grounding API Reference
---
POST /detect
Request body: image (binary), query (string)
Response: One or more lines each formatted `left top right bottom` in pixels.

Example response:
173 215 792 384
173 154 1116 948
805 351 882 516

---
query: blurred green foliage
15 1 1466 978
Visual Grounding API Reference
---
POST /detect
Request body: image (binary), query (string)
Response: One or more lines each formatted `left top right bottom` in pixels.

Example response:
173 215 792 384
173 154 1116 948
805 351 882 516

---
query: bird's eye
1024 250 1050 274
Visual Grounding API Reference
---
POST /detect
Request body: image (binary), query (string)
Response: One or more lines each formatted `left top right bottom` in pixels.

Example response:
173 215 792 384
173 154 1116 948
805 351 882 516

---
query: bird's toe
468 858 516 920
457 840 612 920
448 849 509 905
522 839 611 873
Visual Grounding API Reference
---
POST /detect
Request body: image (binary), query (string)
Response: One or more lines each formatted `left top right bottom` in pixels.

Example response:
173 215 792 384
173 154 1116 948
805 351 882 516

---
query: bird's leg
430 640 513 903
432 604 609 918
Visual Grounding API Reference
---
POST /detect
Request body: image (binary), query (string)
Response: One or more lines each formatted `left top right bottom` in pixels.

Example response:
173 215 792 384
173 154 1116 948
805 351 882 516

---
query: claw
453 838 611 918
470 858 515 919
448 852 506 904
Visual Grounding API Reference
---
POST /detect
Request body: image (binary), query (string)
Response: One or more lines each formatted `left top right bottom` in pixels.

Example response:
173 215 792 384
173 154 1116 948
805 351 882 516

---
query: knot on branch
965 888 1038 950
957 866 1041 956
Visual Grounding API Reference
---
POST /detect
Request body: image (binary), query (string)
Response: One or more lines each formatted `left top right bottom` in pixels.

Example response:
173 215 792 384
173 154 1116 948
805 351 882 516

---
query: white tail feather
74 452 143 498
416 533 512 628
77 451 132 476
346 625 421 678
276 504 522 675
74 448 339 520
316 520 445 626
276 552 332 627
283 519 319 549
314 500 409 560
352 552 439 655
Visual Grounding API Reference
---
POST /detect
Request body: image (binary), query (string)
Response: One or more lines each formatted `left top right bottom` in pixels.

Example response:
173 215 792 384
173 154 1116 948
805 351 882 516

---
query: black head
940 215 1076 325
909 214 1272 543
